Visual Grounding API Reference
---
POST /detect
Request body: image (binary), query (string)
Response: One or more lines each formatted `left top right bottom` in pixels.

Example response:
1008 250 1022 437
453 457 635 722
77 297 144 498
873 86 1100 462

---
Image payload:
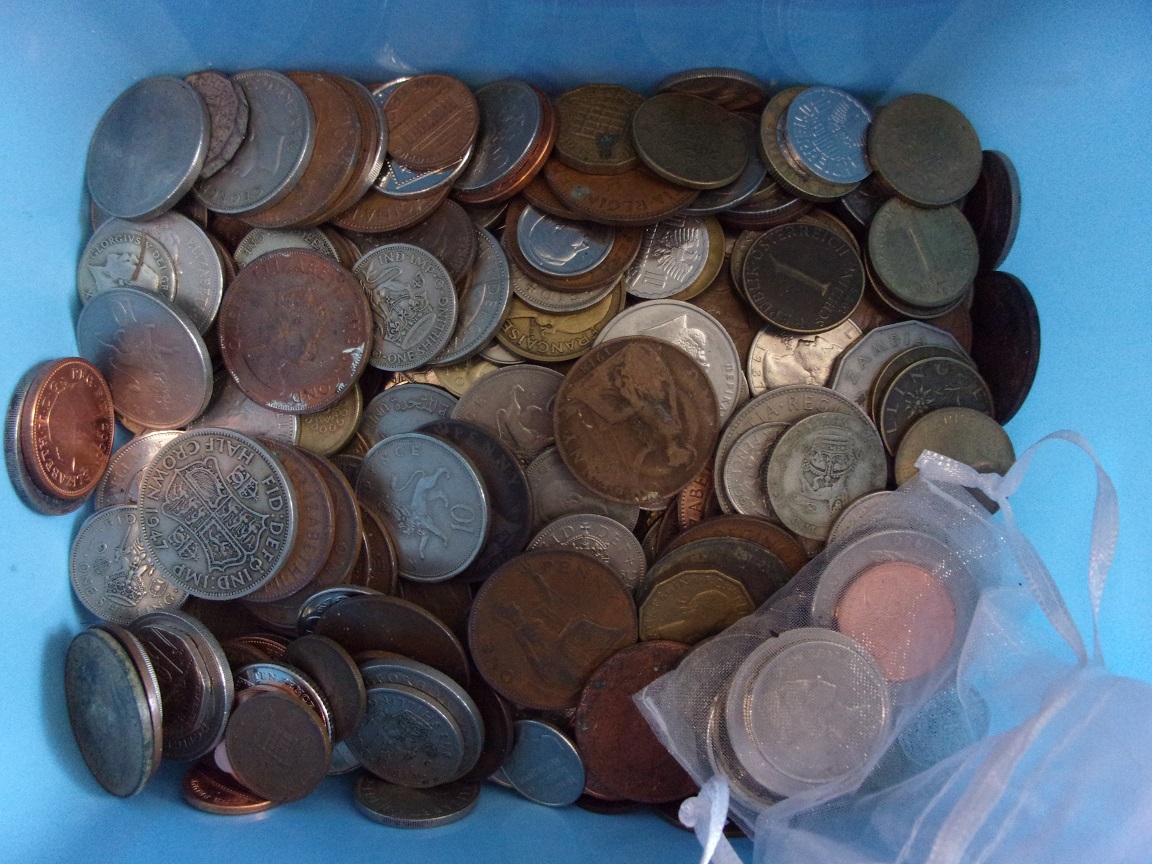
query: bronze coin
468 549 637 710
521 171 581 219
963 150 1021 272
543 158 698 227
313 593 470 686
207 212 251 252
242 72 363 229
969 270 1039 424
868 94 982 208
849 283 904 334
664 514 809 576
574 640 697 803
231 633 290 660
370 198 478 285
742 222 864 334
283 633 367 744
384 74 479 171
354 501 400 595
182 762 275 815
331 185 451 234
18 357 114 500
311 76 390 224
398 578 472 641
656 67 768 113
220 638 274 668
758 88 858 203
879 356 995 454
244 442 335 603
553 336 719 507
631 92 749 190
224 688 331 802
554 84 644 176
217 249 373 414
675 465 722 531
922 298 974 353
687 258 761 363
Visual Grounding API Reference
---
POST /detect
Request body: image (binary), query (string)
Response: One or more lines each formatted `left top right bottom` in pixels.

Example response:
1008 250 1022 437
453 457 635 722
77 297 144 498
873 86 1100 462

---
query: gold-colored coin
496 279 624 363
298 384 362 456
893 406 1015 487
555 84 645 176
669 216 726 302
638 569 754 644
433 356 501 397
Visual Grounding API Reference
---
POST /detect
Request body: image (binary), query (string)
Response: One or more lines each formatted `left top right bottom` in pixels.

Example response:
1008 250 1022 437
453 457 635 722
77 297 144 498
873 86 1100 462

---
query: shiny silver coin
431 227 511 365
450 364 564 464
783 87 873 184
375 147 473 198
363 383 459 446
96 430 183 509
508 259 618 314
747 319 862 396
233 226 340 268
87 76 209 220
525 446 640 533
77 221 177 307
127 212 225 333
188 374 300 445
454 79 543 193
623 215 709 300
516 204 614 277
137 428 298 600
357 432 489 582
234 661 334 741
296 585 383 637
529 513 647 597
720 422 787 520
503 719 585 807
355 773 480 828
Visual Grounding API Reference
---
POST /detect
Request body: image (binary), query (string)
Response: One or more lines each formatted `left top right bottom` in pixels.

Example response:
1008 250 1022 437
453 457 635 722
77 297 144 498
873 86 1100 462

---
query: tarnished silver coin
77 221 177 306
517 205 614 277
87 76 209 221
357 432 489 582
364 384 459 446
353 243 458 372
233 226 340 268
431 228 511 365
503 719 585 807
720 423 787 520
296 585 383 637
70 505 187 624
747 319 862 396
509 259 618 314
76 288 213 430
529 513 647 597
783 87 872 184
450 364 564 464
453 79 543 194
878 356 994 455
826 490 897 547
623 215 710 300
194 70 317 215
96 430 183 509
128 212 225 333
765 411 887 541
188 374 300 445
235 661 334 740
355 774 480 828
525 446 640 533
137 428 298 600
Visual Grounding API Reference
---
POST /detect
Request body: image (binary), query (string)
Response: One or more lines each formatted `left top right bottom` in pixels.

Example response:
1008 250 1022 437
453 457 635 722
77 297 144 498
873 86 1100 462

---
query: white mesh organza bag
638 431 1152 863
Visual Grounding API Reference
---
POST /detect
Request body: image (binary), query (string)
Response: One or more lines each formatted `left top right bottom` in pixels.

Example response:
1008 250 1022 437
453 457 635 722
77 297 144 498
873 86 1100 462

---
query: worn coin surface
502 719 585 807
454 78 543 194
185 70 249 179
182 762 275 815
133 212 225 333
283 634 367 744
189 375 300 445
450 364 563 464
640 536 791 609
298 385 362 456
96 430 183 510
623 215 709 299
234 226 340 267
509 257 618 313
665 514 809 576
878 356 995 454
632 92 748 190
543 158 699 227
224 688 331 802
748 319 862 396
969 270 1039 424
355 773 480 827
893 406 1015 487
384 74 479 171
657 67 768 113
529 513 645 597
432 227 511 365
366 383 458 445
76 221 177 306
639 569 754 644
372 199 478 285
684 115 767 216
721 422 787 520
555 84 644 175
868 345 974 425
525 446 640 532
497 279 624 364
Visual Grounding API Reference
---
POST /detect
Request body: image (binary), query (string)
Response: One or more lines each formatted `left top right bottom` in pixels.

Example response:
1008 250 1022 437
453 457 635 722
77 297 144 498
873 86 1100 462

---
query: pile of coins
9 65 1036 828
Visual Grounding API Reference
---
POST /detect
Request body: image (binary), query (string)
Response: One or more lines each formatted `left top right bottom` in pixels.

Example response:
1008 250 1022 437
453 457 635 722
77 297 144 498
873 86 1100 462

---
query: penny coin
433 227 512 365
334 184 453 236
574 640 697 803
195 70 316 215
469 550 637 710
665 514 809 576
454 78 544 193
963 150 1021 272
522 171 581 219
371 199 478 286
525 446 640 532
137 428 297 600
747 319 862 396
96 430 183 509
554 84 644 176
366 383 458 445
529 514 646 597
675 465 722 531
765 410 887 541
76 288 213 430
385 74 479 171
224 688 330 802
357 432 489 581
353 242 458 372
503 719 585 807
87 76 209 220
185 70 249 179
554 336 719 506
543 158 699 227
684 115 767 216
353 501 400 595
721 422 787 520
355 773 480 828
234 226 340 268
283 634 366 744
639 569 754 644
878 356 995 454
868 93 982 208
656 67 768 113
969 270 1040 423
298 384 362 456
398 579 471 638
189 374 300 445
182 762 275 815
759 88 858 203
632 92 748 190
233 661 334 740
18 357 114 501
893 406 1015 487
76 221 177 306
450 364 564 464
782 86 872 184
315 77 390 221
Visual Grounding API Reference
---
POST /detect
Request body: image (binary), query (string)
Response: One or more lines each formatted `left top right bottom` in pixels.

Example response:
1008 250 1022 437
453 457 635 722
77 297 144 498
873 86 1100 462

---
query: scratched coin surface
137 428 298 600
365 383 458 445
554 84 644 175
130 211 225 333
721 422 787 520
432 227 511 365
450 364 564 464
233 226 340 267
96 430 183 509
185 70 249 179
623 215 709 300
76 221 177 306
631 92 749 190
189 375 300 445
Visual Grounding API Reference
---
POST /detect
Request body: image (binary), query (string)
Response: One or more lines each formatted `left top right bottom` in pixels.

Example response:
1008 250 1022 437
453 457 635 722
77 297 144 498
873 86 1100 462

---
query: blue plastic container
2 2 1149 861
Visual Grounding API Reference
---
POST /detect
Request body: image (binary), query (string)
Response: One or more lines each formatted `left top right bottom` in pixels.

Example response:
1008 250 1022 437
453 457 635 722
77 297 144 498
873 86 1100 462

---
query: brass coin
543 158 698 227
631 92 749 190
384 74 479 171
878 356 995 454
298 384 363 456
639 536 791 609
555 84 644 175
758 88 858 203
496 279 624 363
638 569 754 644
893 406 1015 487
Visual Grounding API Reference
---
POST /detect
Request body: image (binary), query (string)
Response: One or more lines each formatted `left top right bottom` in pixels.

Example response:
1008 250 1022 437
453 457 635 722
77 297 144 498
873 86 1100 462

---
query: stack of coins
13 66 1036 825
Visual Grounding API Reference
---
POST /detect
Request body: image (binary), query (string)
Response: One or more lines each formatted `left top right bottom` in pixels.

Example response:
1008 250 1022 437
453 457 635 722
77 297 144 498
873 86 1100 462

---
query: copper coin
313 593 470 686
310 76 390 225
923 299 973 354
243 442 335 603
963 150 1021 272
371 198 478 285
969 270 1039 424
185 71 249 180
834 561 956 682
224 688 331 802
461 677 515 781
243 72 364 229
879 356 995 454
18 357 114 500
331 185 451 234
398 579 472 640
468 550 637 710
218 248 372 414
384 74 479 171
631 92 749 190
354 501 400 595
553 336 719 507
543 158 699 227
182 762 275 815
284 633 367 743
849 283 904 334
554 84 644 176
664 514 809 576
675 465 722 531
687 266 762 365
656 67 768 113
521 171 580 219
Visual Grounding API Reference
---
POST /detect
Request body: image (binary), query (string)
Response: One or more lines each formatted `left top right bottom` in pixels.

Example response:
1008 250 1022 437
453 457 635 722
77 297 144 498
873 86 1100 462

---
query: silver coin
764 411 887 541
594 299 742 423
130 608 234 761
526 447 640 533
188 374 300 445
194 70 316 215
233 226 339 268
363 383 459 446
725 627 890 797
897 685 990 769
683 115 767 215
508 258 617 314
234 661 334 740
783 87 872 184
528 513 646 596
297 585 383 636
355 774 480 828
431 227 511 365
829 321 967 412
454 79 543 193
353 243 458 371
655 67 769 107
70 505 188 623
478 340 525 366
77 222 177 306
76 288 213 430
623 215 709 300
825 490 897 548
704 692 780 814
517 205 615 277
329 739 362 775
349 682 467 788
721 423 787 520
356 432 489 582
503 719 585 807
747 319 862 397
87 76 209 220
96 430 183 510
127 212 225 333
137 428 298 600
375 146 474 198
450 364 564 464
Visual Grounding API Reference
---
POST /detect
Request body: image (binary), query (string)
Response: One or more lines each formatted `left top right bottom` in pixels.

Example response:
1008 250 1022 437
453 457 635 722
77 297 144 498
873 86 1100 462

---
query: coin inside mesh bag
182 762 275 815
969 270 1040 424
87 76 209 220
639 536 792 609
631 92 749 190
554 83 644 176
528 513 646 597
878 355 995 454
383 74 479 172
355 773 480 828
185 70 249 179
502 719 585 807
76 288 213 430
893 406 1015 487
782 86 872 184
